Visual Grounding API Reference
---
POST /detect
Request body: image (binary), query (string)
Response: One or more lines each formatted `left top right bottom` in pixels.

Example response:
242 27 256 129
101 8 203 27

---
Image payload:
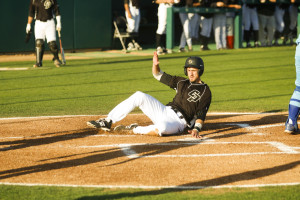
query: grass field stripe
0 182 299 189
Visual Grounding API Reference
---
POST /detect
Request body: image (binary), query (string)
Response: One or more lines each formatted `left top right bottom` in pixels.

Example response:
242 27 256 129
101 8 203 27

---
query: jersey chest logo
187 89 201 102
44 0 53 9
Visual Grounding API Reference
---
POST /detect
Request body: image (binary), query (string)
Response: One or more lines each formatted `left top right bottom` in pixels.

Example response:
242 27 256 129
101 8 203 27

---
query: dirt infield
0 112 299 189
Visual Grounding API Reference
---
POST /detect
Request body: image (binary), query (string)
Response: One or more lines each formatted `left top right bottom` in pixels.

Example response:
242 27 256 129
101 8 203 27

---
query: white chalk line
0 67 29 71
0 182 299 190
76 141 299 159
0 112 279 121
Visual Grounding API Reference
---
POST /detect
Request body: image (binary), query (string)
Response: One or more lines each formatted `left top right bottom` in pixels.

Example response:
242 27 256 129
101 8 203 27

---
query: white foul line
77 141 299 159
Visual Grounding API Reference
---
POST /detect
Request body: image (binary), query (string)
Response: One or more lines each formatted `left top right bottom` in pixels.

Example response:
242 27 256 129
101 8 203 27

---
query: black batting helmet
183 56 204 76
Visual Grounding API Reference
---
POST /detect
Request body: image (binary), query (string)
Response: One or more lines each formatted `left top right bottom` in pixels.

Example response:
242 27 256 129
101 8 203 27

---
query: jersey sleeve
53 0 61 16
160 72 185 89
28 0 35 18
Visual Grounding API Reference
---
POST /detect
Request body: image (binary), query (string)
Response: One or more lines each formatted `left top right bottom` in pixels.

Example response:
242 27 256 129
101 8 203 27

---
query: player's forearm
152 64 160 74
124 4 132 17
27 16 33 24
152 52 163 80
154 0 174 3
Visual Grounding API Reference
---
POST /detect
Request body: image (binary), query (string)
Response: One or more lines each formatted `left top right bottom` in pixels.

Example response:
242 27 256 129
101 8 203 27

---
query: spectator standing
124 0 142 50
274 2 290 45
242 1 260 47
284 1 299 45
212 0 227 50
257 0 276 47
154 0 179 55
175 0 194 52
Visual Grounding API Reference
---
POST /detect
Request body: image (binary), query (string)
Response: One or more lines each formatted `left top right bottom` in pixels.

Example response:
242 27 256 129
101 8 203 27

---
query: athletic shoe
156 46 165 55
33 63 42 68
200 45 210 51
284 118 298 134
134 42 142 51
178 48 186 52
127 42 136 51
54 59 62 68
87 118 112 131
113 123 138 132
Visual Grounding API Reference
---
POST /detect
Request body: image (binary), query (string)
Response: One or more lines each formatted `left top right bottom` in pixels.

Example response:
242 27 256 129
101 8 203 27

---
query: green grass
0 184 300 200
0 46 299 199
0 46 296 117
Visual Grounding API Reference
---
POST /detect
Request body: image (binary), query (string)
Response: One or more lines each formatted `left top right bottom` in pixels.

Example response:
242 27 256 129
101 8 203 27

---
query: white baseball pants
179 13 193 49
213 13 227 50
34 19 56 42
107 91 186 136
156 3 172 35
125 3 140 33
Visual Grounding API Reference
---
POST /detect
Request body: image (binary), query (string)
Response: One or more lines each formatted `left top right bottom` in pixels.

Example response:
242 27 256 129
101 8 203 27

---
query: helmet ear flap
184 67 187 76
198 69 203 76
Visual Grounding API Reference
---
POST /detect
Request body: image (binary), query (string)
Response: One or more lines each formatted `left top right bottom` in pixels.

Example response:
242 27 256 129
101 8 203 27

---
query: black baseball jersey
28 0 60 22
124 0 140 8
160 72 212 126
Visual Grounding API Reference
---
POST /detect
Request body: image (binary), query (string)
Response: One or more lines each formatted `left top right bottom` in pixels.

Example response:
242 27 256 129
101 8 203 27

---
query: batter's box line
78 141 299 159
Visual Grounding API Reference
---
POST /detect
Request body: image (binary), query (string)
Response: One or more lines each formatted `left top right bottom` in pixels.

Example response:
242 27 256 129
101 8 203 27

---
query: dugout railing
166 0 300 50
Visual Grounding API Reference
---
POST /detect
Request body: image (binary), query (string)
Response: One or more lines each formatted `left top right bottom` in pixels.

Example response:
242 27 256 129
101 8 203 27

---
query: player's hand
56 16 62 32
153 51 160 66
56 24 61 32
188 129 202 139
216 2 225 7
26 24 31 34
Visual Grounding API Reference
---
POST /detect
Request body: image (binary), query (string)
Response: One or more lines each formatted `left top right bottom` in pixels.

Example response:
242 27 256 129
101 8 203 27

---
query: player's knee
35 39 44 48
130 91 145 105
48 41 58 52
132 91 147 100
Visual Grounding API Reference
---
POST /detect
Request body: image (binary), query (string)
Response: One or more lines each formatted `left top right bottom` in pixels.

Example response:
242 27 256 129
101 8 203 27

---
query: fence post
166 6 174 50
234 9 243 49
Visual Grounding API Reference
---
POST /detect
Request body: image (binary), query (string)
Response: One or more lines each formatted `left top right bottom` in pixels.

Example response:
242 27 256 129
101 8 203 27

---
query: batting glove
26 24 31 34
56 16 62 32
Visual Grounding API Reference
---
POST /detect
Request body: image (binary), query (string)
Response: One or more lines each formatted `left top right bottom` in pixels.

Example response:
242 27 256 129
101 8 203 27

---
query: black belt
172 107 185 120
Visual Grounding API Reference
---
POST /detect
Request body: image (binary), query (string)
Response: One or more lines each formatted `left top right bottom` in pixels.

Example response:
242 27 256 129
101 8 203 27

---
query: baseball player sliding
26 0 62 68
87 52 212 138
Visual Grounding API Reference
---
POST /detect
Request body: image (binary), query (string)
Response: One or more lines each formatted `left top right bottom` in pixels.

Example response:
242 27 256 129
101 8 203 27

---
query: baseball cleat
87 118 112 131
54 59 62 68
33 63 42 68
134 42 142 51
156 46 165 55
127 42 136 51
178 48 186 53
113 123 138 132
284 119 298 134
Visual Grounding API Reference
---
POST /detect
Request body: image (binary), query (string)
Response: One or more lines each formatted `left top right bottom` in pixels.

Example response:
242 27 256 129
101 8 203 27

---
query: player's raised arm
152 51 164 80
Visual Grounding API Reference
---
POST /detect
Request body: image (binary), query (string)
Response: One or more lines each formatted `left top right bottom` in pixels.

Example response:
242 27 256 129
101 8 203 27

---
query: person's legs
88 91 186 135
286 35 300 133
